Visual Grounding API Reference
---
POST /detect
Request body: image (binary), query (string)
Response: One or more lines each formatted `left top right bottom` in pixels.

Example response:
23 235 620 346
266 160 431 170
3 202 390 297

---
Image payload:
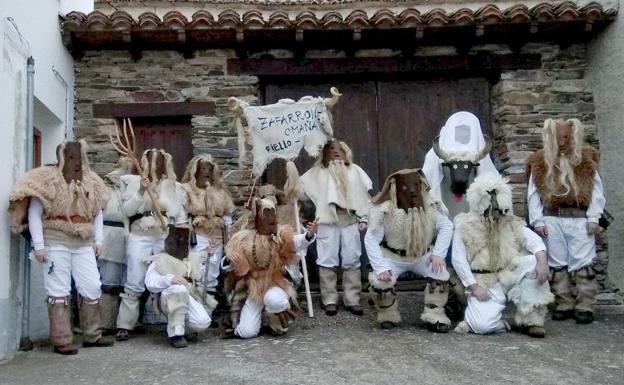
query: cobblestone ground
1 292 623 385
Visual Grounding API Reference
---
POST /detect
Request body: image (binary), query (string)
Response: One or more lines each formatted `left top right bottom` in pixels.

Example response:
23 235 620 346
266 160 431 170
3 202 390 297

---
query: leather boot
99 291 120 333
573 266 597 324
318 267 339 315
47 297 78 355
342 268 363 315
550 268 575 321
421 280 452 333
80 297 115 347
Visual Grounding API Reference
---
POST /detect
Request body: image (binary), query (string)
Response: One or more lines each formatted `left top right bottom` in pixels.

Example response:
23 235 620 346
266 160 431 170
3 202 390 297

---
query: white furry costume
117 149 189 332
143 251 214 338
452 173 554 335
365 169 453 328
299 145 372 309
422 111 499 220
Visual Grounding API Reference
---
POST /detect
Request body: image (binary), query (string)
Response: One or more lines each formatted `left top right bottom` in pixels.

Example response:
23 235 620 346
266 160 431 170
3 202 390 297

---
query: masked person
8 141 114 354
422 111 498 220
452 173 554 337
299 139 372 316
526 119 606 324
365 169 453 332
224 197 318 338
144 225 213 348
422 111 499 321
116 149 188 341
181 155 235 300
97 157 134 334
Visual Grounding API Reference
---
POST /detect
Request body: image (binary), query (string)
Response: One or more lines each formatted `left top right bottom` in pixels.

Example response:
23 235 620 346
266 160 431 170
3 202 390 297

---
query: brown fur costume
231 185 297 233
8 166 110 239
182 155 235 243
224 225 299 328
526 146 598 210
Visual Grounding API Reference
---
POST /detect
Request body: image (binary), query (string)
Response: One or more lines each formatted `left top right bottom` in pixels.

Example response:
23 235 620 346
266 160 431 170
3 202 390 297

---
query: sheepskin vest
145 252 207 304
224 226 298 304
526 146 598 210
182 183 235 240
300 164 372 225
8 166 109 241
455 213 527 288
369 200 438 263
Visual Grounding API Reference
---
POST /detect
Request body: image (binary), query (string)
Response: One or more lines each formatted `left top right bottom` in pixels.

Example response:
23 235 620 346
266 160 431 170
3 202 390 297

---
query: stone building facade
64 0 617 290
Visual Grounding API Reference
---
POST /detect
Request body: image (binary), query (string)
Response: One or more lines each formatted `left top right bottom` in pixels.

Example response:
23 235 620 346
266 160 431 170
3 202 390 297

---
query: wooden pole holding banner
228 87 344 318
293 200 314 318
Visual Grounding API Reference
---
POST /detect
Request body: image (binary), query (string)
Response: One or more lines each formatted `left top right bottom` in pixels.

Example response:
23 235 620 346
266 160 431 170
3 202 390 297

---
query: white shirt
451 225 546 288
527 172 606 228
365 211 453 276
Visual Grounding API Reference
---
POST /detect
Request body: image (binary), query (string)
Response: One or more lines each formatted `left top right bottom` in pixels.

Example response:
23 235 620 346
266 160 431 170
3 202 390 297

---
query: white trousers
191 233 223 291
316 223 361 269
160 285 211 337
42 245 101 300
464 254 537 334
235 286 290 339
124 232 166 293
384 253 450 281
543 216 595 272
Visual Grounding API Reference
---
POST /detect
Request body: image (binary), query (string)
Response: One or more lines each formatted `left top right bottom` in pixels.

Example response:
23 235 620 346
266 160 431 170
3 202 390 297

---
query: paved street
1 292 623 385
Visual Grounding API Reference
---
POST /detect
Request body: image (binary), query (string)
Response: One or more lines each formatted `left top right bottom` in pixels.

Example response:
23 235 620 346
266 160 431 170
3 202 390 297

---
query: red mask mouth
453 193 463 202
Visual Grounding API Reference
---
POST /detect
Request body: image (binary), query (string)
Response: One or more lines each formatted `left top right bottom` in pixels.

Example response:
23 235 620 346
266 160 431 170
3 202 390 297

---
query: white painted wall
588 0 624 293
0 0 94 364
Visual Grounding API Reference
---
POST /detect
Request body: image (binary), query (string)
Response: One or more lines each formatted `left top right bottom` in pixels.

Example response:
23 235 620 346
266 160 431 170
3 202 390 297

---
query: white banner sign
242 96 334 176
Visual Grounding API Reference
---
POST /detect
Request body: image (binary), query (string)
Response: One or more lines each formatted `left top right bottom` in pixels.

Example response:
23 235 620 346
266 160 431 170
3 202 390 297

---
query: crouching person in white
365 169 454 332
452 173 554 338
224 197 317 339
144 225 214 348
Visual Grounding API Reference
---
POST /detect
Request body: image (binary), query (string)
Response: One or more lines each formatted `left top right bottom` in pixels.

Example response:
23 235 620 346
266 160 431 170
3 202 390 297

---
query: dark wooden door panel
264 82 379 189
131 116 193 180
376 78 490 182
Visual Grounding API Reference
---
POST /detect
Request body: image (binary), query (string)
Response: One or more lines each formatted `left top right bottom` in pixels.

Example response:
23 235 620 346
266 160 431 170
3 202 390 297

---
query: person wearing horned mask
422 111 498 220
365 169 454 332
223 197 318 338
452 173 553 338
8 140 114 354
115 149 188 341
299 139 372 316
526 119 606 324
422 111 499 321
181 155 235 302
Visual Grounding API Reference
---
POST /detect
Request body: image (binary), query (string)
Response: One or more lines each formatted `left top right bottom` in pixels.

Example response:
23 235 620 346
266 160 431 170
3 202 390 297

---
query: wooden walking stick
108 118 168 231
293 200 314 318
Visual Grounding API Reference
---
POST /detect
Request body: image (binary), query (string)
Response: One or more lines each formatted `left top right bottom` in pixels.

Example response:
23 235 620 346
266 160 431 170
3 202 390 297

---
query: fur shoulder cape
454 212 527 287
525 146 598 209
224 225 297 304
8 166 110 236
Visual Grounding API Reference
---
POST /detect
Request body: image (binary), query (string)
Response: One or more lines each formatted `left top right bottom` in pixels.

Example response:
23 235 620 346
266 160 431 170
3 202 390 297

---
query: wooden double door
264 78 492 190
